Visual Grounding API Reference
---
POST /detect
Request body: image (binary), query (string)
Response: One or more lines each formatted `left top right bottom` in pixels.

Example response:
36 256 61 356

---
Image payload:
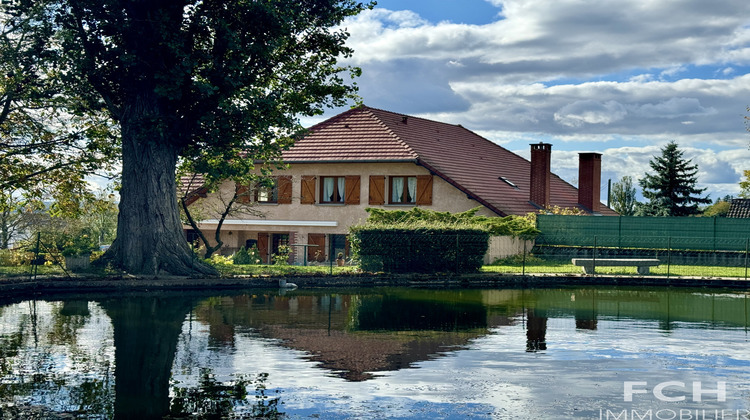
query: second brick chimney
578 152 602 213
529 143 552 208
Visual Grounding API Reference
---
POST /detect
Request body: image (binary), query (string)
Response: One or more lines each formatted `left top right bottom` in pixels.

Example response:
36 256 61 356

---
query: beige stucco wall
483 236 536 264
187 161 500 262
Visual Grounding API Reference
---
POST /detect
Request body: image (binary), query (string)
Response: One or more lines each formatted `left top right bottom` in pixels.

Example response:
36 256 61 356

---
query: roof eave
277 159 418 164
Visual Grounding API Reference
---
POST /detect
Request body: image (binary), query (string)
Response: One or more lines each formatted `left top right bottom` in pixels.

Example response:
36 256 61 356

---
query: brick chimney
529 143 552 208
578 152 602 213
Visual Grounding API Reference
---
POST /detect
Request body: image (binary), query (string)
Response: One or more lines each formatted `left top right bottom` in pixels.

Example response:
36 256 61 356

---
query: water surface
1 287 749 419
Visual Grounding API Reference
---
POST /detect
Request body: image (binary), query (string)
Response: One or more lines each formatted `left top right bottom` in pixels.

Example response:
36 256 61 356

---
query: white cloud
554 100 628 127
633 98 717 119
333 0 750 198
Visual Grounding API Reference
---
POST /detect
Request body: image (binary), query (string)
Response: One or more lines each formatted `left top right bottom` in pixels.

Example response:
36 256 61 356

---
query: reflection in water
166 370 283 419
525 308 547 352
0 287 749 418
101 296 197 419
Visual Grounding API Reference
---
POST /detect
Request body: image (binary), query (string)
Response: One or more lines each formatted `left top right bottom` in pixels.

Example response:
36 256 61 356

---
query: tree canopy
738 170 750 198
11 0 371 275
637 141 710 217
610 175 637 216
0 3 117 220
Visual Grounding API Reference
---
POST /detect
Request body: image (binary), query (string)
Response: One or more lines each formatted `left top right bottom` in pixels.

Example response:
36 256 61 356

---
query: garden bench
571 258 660 275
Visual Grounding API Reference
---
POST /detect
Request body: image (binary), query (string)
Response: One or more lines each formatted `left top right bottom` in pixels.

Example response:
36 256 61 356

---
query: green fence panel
537 215 750 251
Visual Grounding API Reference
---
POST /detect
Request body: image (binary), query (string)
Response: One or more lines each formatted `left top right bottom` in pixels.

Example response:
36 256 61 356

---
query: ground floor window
185 229 201 245
331 234 349 260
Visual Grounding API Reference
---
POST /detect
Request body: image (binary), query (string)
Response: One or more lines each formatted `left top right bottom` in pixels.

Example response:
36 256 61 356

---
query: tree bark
99 95 217 276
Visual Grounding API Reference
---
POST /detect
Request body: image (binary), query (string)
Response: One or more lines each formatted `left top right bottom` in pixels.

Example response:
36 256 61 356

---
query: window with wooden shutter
300 175 316 204
344 175 360 205
235 183 251 204
416 175 433 205
369 176 385 205
277 176 292 204
389 176 417 204
254 178 278 203
320 176 345 203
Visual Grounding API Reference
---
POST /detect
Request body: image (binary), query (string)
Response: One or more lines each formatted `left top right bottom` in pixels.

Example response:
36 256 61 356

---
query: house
183 105 616 264
727 199 750 218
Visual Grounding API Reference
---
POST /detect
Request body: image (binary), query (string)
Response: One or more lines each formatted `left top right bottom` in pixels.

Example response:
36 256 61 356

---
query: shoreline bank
1 272 748 299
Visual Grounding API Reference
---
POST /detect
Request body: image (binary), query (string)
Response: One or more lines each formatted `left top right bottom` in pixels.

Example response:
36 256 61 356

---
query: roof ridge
304 106 361 133
360 106 419 159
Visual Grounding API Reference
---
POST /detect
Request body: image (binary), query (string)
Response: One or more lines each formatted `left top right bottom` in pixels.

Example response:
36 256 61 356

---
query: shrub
207 254 233 267
364 207 539 239
233 247 251 265
272 245 291 266
351 225 489 274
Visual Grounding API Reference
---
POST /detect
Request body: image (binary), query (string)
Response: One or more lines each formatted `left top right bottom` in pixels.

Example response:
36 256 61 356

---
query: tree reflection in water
2 287 750 418
167 370 283 419
0 300 114 419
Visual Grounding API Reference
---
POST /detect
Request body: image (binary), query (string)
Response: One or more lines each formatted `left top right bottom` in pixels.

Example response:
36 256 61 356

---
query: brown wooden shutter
344 175 360 205
416 175 433 205
369 176 385 205
300 175 316 204
308 233 326 262
277 176 292 204
257 233 269 264
183 187 208 206
235 183 251 204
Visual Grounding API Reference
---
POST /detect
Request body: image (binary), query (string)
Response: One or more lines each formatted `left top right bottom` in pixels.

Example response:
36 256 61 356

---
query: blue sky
302 0 750 202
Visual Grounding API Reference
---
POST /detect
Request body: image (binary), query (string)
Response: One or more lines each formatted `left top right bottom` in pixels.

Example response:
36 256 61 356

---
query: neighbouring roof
727 199 750 218
284 105 616 216
178 173 208 205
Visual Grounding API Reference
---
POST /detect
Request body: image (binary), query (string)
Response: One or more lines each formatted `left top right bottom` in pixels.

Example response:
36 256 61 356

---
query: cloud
554 100 628 127
633 98 717 119
333 0 750 198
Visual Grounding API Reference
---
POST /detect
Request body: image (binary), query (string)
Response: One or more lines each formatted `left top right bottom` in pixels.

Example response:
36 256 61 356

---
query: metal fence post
30 231 41 281
667 237 672 279
522 239 527 276
329 235 333 275
745 238 749 281
455 233 460 274
593 236 597 276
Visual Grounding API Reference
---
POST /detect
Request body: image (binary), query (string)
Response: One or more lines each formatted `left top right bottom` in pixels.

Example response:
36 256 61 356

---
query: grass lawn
0 265 66 277
482 261 750 278
212 263 360 277
2 260 747 280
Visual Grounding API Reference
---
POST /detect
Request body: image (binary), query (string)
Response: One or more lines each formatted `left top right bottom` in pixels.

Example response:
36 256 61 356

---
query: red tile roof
284 106 617 216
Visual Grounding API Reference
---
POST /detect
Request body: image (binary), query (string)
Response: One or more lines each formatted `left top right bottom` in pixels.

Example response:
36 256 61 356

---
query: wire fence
5 230 750 280
486 236 750 280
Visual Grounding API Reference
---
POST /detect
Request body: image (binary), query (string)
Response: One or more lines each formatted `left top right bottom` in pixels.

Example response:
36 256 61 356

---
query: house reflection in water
192 290 504 381
189 287 750 381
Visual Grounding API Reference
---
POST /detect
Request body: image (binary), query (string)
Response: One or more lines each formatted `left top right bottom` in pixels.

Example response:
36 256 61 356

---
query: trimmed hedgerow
364 207 539 239
350 225 490 274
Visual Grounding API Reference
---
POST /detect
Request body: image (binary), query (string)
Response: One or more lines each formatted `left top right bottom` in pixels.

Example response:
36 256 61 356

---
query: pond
1 286 749 419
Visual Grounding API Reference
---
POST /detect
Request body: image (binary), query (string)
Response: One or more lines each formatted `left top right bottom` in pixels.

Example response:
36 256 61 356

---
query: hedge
351 226 490 274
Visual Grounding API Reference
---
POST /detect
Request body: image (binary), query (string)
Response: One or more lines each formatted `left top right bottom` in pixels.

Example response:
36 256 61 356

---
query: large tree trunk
100 96 217 276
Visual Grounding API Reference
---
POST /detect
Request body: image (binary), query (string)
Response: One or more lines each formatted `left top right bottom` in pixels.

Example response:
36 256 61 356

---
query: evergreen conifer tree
637 141 710 216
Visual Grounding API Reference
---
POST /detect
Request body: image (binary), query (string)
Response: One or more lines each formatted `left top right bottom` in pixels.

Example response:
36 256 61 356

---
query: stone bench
571 258 660 275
